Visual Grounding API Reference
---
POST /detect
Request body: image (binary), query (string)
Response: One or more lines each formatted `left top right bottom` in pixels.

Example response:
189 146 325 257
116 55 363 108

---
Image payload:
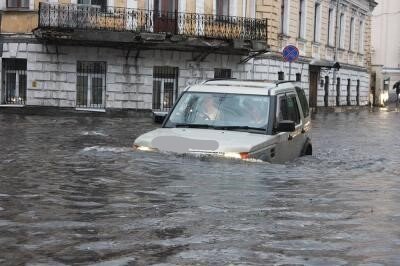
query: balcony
34 3 268 54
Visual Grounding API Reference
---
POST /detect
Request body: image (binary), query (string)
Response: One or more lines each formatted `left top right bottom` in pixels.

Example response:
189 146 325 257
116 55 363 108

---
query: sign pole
289 62 292 80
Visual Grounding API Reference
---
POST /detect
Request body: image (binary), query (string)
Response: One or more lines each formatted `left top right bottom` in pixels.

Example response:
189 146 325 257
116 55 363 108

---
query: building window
336 77 341 106
296 73 301 81
349 17 355 51
76 61 106 109
313 3 321 43
6 0 29 8
298 0 306 38
78 0 107 11
339 13 345 49
278 71 285 81
216 0 230 16
358 20 364 53
327 8 334 46
153 66 179 111
214 68 232 79
280 0 289 35
1 59 27 105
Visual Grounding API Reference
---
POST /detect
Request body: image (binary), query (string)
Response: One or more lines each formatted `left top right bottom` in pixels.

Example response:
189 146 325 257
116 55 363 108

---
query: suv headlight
223 152 250 160
133 144 158 152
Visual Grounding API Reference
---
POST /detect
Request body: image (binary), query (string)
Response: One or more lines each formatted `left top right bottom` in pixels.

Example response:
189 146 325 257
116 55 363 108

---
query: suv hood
134 128 274 154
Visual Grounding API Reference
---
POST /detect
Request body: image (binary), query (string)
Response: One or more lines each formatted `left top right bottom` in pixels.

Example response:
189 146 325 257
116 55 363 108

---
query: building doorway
1 58 27 105
153 0 178 34
309 67 319 108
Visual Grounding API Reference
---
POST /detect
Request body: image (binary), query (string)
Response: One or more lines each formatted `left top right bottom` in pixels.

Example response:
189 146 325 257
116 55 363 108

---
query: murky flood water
0 110 399 266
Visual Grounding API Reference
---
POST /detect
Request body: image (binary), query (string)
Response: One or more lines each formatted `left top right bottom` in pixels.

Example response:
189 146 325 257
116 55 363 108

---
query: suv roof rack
275 80 299 85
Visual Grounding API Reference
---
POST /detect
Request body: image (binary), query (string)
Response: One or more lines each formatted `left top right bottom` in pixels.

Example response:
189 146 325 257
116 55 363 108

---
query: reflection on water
0 111 400 265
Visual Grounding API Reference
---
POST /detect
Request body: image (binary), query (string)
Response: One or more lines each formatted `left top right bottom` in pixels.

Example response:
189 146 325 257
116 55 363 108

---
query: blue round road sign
282 45 299 63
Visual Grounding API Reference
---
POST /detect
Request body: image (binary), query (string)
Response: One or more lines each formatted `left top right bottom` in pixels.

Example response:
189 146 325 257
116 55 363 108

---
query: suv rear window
296 87 310 117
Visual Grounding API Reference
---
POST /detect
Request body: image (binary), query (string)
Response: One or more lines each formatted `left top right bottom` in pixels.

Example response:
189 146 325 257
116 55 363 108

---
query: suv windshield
164 92 270 132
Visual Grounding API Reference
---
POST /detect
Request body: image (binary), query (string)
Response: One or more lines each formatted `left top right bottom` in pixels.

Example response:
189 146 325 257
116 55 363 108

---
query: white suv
134 79 312 163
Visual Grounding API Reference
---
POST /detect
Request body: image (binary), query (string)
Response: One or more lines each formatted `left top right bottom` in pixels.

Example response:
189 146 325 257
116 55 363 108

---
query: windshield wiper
175 123 215 129
213 125 266 131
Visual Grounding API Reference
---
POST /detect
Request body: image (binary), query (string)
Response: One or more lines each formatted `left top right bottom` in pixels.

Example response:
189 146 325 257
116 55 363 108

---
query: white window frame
313 2 321 43
153 78 177 110
281 0 290 35
339 13 346 49
298 0 306 39
358 19 364 53
76 73 106 108
349 17 355 51
4 70 24 103
327 7 335 46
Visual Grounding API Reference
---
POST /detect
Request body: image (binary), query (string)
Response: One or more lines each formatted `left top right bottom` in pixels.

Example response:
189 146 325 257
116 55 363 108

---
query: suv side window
277 94 301 125
296 87 310 117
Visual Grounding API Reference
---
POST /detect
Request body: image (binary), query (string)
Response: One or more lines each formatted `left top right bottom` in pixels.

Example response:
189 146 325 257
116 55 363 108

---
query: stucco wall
1 12 38 33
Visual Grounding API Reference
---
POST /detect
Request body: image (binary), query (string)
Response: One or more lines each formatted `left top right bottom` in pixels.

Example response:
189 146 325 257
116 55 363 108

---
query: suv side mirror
153 111 168 124
276 120 296 132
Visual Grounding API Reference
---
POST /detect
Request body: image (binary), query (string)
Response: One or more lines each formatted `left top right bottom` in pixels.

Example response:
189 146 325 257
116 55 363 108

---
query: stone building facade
257 0 376 108
371 0 400 105
0 0 376 112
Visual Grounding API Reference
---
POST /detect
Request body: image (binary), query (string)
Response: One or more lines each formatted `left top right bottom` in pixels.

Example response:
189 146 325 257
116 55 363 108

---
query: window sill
278 33 290 39
312 42 320 46
75 108 106 112
296 37 307 43
3 8 34 12
326 45 335 49
0 104 25 107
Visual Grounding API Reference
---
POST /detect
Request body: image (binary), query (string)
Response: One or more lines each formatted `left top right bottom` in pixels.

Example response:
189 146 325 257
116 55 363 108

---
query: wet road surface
0 110 400 265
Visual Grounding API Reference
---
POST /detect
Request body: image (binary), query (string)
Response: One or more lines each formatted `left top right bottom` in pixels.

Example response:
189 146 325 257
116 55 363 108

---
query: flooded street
0 110 400 265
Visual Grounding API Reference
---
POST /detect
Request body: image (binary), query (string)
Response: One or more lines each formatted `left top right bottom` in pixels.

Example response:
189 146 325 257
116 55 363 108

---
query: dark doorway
309 67 319 108
356 79 360 106
336 77 341 106
154 0 178 34
324 76 329 107
347 79 351 106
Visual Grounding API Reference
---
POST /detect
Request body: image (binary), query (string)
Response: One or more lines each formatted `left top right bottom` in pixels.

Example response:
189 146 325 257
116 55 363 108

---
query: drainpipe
332 0 340 107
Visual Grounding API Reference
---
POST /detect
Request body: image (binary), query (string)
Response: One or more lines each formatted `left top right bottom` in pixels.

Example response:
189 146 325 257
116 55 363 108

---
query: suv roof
186 79 300 96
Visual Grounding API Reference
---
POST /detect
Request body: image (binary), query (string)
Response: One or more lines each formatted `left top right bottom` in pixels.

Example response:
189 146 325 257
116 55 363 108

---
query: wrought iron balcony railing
38 3 267 41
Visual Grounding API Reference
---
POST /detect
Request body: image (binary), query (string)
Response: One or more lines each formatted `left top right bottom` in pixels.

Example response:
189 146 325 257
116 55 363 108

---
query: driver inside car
197 95 220 121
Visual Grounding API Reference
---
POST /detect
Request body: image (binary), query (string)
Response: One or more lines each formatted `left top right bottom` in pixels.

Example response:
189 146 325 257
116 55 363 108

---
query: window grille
214 68 232 79
152 66 179 111
76 61 106 109
1 59 27 105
